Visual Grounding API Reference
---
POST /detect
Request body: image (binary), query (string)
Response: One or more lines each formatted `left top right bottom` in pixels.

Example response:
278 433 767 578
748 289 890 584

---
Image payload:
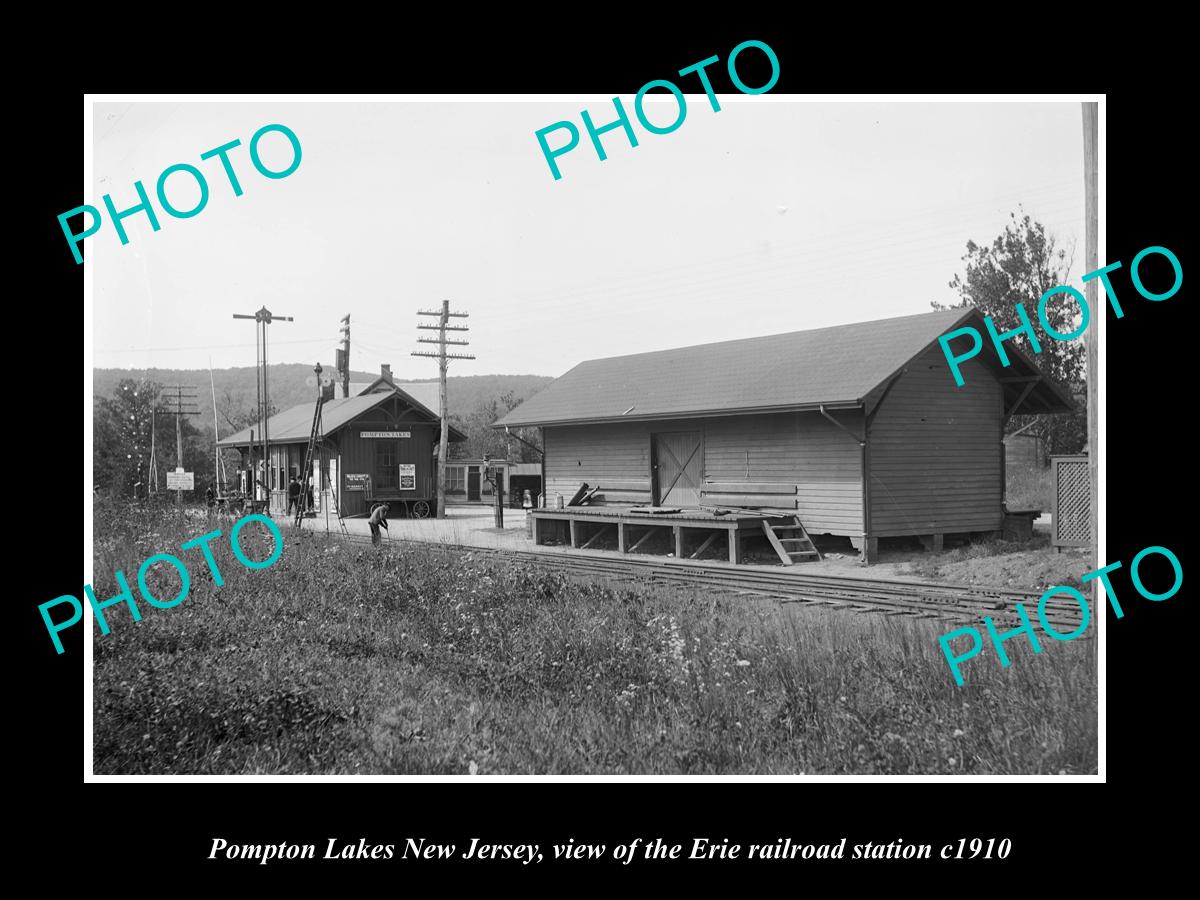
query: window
375 441 398 490
446 466 466 494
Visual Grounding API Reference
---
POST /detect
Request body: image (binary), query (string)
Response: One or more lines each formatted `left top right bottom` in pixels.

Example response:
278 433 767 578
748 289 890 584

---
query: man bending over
368 502 390 545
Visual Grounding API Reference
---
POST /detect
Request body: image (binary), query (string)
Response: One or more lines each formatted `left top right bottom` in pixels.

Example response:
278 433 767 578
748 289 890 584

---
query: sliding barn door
653 431 704 507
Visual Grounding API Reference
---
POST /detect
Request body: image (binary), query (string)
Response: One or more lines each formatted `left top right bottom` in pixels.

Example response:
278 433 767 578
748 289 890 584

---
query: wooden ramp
761 515 822 565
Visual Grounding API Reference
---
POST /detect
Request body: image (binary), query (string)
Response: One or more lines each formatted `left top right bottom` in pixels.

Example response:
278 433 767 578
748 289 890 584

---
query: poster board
166 470 194 491
398 464 416 490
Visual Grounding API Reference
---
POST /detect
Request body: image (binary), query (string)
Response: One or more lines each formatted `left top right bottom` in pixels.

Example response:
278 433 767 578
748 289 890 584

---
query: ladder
761 515 823 565
332 489 350 537
296 394 323 528
295 395 351 537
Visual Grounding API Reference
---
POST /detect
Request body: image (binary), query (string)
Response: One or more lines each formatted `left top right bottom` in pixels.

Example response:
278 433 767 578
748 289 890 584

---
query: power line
503 200 1086 315
499 185 1084 311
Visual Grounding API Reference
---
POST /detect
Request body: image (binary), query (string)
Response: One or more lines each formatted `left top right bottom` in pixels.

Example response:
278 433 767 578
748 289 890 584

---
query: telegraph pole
233 306 293 510
159 385 201 507
148 408 159 496
339 314 351 398
412 300 474 519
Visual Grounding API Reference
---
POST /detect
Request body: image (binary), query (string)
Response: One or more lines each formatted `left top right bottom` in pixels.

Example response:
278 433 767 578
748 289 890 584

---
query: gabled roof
217 386 467 448
394 382 440 412
493 308 1075 428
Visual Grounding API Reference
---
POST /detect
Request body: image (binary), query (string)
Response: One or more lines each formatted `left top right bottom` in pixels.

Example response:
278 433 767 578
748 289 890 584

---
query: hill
92 366 553 440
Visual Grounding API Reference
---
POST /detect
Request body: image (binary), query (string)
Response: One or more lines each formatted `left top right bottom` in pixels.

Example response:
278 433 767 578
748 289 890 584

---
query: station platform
529 505 784 564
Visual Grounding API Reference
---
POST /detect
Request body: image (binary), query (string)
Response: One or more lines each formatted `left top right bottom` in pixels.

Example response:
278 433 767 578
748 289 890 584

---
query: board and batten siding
335 399 438 517
867 345 1003 537
543 411 864 535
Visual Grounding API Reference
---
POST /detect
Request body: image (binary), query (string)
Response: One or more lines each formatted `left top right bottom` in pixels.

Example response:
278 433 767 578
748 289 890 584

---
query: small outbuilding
493 308 1074 562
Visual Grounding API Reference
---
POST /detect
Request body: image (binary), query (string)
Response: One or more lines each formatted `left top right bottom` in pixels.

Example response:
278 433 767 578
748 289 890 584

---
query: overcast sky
91 100 1085 378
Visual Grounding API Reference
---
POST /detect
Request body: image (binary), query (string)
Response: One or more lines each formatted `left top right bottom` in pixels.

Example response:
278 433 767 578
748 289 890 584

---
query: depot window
375 441 398 490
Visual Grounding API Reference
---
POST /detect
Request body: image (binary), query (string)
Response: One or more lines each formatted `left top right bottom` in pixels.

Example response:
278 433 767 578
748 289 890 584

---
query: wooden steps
761 516 823 566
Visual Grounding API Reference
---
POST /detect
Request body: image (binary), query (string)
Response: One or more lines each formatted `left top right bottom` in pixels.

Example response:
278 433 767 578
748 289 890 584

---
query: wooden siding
704 411 863 534
868 345 1003 537
332 396 438 517
545 423 653 505
543 411 863 535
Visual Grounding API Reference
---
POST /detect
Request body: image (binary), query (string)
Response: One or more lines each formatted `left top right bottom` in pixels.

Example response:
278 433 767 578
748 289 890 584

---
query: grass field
92 501 1098 775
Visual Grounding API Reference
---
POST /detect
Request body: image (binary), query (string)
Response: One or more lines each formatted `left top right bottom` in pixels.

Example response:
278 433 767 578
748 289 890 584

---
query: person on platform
287 476 301 515
368 502 389 546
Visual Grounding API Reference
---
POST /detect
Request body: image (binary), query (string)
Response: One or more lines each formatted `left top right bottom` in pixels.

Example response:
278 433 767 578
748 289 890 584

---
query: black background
23 24 1189 887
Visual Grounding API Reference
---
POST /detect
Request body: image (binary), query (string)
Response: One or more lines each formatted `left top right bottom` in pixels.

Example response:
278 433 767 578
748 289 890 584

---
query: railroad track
299 528 1087 632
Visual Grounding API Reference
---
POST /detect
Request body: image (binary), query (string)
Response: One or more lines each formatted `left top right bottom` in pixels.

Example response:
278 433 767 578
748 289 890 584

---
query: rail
293 529 1088 632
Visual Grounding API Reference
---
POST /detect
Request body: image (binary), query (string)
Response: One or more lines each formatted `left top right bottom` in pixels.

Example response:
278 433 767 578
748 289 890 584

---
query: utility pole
209 360 226 495
148 408 159 496
1082 102 1098 565
159 385 201 507
233 306 293 511
412 300 474 519
339 314 351 398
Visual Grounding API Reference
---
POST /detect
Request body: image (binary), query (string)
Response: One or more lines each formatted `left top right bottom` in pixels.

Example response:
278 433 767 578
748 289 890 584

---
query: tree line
93 379 269 499
93 378 542 499
934 208 1086 456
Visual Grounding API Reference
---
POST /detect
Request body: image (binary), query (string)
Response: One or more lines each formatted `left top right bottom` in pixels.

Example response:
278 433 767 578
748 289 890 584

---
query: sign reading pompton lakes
58 124 302 264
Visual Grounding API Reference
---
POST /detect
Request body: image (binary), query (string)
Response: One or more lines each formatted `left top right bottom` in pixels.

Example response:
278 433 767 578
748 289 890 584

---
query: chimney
381 363 393 385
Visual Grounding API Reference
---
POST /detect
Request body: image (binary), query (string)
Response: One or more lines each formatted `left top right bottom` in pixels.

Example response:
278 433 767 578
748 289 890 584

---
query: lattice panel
1052 456 1091 548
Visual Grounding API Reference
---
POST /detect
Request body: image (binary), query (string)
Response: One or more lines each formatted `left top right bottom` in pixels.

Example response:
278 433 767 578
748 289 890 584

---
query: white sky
92 99 1085 378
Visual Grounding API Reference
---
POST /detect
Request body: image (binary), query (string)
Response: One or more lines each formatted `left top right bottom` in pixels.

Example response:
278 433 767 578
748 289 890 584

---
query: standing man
287 475 301 516
368 502 389 546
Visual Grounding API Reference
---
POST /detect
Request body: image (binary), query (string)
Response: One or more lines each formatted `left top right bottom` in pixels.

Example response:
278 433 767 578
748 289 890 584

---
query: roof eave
492 399 864 429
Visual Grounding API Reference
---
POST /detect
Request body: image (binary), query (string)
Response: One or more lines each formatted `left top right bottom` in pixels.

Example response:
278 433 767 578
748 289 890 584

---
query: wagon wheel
413 500 431 519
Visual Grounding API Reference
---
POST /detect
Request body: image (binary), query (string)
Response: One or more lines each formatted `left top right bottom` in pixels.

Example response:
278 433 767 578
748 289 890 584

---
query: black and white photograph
79 94 1109 779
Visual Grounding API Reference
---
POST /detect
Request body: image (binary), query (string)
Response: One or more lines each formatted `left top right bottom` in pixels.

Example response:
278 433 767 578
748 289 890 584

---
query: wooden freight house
218 366 466 519
493 308 1074 562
